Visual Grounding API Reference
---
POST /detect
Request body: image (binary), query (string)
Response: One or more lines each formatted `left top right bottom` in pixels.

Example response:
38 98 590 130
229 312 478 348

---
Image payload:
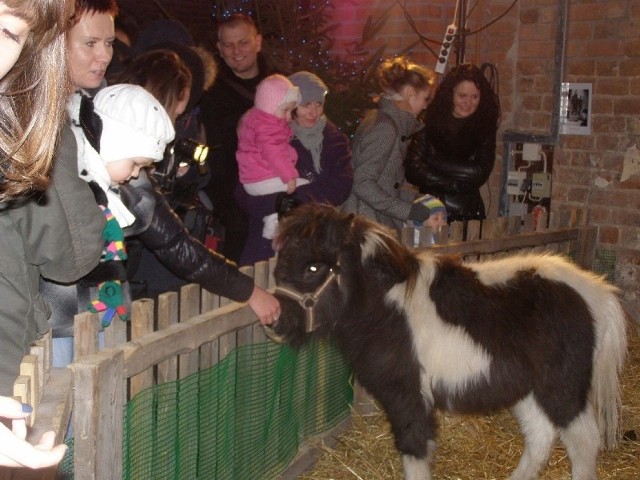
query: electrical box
531 172 551 198
522 143 542 161
507 171 527 195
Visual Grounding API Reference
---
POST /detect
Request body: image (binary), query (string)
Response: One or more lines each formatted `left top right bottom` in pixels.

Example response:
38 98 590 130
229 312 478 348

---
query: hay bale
300 323 640 479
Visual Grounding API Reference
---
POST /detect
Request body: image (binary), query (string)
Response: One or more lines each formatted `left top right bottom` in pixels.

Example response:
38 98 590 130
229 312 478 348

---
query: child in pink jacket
236 74 305 239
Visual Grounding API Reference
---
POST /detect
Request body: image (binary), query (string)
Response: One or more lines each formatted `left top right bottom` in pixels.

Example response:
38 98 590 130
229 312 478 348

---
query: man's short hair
216 13 258 39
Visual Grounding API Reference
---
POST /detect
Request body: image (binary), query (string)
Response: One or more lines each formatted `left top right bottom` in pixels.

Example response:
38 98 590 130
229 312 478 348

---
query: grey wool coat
342 97 422 230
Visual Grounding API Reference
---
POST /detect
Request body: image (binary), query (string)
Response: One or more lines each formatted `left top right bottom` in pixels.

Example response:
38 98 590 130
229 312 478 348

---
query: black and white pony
269 204 627 480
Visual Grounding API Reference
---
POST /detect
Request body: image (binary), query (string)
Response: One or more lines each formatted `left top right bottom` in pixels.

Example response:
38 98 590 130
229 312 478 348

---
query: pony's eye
309 265 318 273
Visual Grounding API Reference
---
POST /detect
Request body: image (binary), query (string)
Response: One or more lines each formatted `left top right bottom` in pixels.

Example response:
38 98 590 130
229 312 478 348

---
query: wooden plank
536 212 549 231
522 213 535 232
449 221 464 242
423 228 581 256
178 284 201 379
129 299 155 397
467 220 481 240
13 375 31 423
575 225 598 269
19 355 38 415
154 293 179 479
72 349 124 480
74 311 99 360
269 256 278 288
507 216 521 235
121 302 253 378
237 265 255 346
434 224 449 245
218 288 236 361
29 341 45 400
157 292 179 383
104 308 127 349
202 292 222 366
42 330 51 382
252 260 270 343
26 368 72 445
400 226 414 247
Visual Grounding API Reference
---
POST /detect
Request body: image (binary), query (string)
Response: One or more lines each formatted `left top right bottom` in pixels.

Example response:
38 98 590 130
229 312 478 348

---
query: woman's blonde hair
378 56 436 97
0 0 74 201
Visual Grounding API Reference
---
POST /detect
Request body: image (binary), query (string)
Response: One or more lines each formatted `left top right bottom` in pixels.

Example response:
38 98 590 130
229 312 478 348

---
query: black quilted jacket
404 113 496 222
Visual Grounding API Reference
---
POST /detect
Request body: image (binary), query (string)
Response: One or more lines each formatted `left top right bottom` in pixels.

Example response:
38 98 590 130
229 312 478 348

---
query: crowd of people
0 0 499 469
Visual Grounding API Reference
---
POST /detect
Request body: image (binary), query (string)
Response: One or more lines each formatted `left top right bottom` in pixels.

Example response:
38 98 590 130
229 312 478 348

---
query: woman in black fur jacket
404 64 500 222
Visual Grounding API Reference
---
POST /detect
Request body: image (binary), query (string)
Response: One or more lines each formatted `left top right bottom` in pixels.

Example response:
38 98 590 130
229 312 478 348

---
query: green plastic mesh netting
593 248 616 283
56 337 353 480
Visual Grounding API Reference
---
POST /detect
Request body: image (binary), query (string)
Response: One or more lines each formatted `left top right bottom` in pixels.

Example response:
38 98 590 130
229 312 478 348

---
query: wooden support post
129 299 155 397
72 349 124 480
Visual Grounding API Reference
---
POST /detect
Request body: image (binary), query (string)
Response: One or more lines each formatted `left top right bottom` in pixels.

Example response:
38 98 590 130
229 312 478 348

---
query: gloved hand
88 280 129 327
408 202 431 223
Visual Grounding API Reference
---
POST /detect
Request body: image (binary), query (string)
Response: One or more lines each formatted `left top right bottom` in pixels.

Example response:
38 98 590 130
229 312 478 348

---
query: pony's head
268 204 420 347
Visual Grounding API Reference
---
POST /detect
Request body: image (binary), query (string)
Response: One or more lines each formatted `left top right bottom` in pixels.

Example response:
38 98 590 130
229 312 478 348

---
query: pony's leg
402 440 436 480
559 404 599 480
510 394 557 480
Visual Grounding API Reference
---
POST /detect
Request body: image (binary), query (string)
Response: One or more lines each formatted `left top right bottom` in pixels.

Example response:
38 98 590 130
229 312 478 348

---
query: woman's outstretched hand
0 396 67 469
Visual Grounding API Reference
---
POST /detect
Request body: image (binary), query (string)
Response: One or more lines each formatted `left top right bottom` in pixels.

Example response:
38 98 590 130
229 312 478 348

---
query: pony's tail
590 291 627 450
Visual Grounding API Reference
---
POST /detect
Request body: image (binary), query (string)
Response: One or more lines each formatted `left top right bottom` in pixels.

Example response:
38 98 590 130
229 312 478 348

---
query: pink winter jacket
236 107 299 185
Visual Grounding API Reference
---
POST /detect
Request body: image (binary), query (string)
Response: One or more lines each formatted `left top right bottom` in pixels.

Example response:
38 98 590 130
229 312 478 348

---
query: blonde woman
343 56 437 230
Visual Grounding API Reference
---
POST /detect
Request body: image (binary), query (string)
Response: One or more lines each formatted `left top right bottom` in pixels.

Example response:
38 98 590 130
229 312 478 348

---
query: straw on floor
300 321 640 480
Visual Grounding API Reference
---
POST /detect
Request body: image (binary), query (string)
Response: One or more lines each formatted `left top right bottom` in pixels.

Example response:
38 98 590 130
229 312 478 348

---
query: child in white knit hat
74 83 176 228
68 84 175 327
236 74 307 239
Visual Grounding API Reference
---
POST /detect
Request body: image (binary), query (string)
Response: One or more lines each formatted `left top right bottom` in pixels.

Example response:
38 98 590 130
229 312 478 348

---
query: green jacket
0 125 105 394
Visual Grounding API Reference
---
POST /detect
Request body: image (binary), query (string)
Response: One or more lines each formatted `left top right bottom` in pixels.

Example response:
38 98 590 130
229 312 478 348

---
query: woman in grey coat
342 56 437 230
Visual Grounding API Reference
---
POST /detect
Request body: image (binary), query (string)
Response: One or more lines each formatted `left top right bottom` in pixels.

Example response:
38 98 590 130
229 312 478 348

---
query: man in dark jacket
199 13 276 262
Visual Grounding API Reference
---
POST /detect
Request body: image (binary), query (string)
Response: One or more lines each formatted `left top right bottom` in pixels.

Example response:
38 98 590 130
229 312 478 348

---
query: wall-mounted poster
560 83 592 135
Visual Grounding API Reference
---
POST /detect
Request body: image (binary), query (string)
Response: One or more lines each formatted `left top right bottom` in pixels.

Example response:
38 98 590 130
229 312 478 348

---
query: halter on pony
263 267 339 342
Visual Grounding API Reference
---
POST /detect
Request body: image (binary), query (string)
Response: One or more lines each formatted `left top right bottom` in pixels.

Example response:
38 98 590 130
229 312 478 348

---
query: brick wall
119 0 640 306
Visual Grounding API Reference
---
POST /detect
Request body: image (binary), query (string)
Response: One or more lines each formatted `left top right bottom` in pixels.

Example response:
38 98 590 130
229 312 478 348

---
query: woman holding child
235 70 353 265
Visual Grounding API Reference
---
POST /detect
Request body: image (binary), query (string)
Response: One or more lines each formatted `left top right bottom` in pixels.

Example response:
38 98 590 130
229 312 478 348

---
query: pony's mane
277 205 421 291
347 211 421 294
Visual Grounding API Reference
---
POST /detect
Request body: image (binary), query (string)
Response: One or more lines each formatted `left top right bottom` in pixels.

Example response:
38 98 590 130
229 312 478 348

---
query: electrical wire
480 62 499 96
464 0 519 36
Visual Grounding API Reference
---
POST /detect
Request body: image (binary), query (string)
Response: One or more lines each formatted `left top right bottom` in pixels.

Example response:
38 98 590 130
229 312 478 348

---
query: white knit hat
93 84 175 163
254 74 301 115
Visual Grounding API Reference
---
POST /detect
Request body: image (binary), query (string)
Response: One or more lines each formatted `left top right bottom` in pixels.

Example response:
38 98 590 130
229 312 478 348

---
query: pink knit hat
254 74 301 115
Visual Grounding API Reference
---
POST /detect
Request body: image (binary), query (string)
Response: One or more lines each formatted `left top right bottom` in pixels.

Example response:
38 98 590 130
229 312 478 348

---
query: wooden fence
5 208 596 480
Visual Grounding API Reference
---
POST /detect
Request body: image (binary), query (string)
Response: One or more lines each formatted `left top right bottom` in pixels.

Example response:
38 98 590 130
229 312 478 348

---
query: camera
153 137 210 191
172 138 209 170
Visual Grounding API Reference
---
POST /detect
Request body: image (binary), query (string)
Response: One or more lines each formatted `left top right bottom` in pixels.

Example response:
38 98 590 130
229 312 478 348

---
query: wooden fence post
72 349 124 480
